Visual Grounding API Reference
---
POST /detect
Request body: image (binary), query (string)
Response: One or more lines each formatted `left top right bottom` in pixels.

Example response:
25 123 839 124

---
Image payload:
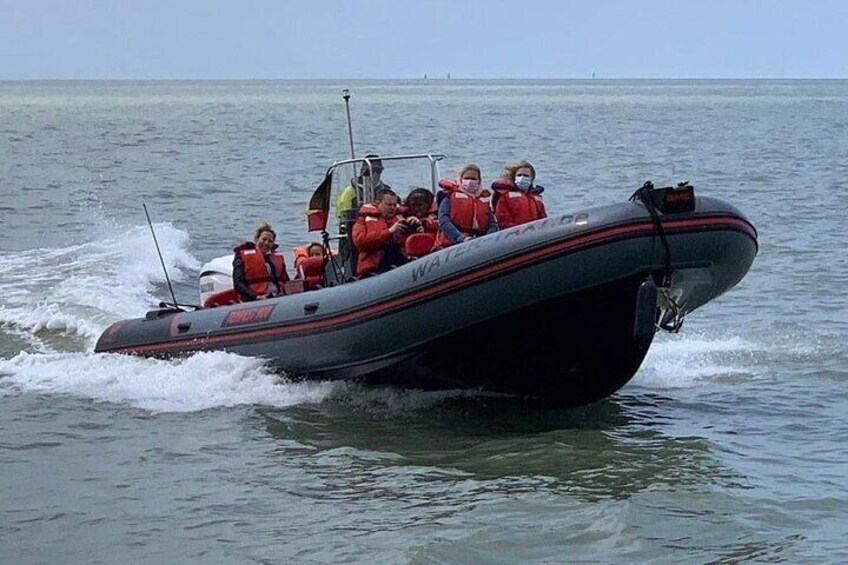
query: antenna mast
342 89 357 181
143 203 180 308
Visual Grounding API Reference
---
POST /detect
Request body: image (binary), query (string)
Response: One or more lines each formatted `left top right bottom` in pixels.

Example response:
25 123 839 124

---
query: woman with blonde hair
491 159 547 229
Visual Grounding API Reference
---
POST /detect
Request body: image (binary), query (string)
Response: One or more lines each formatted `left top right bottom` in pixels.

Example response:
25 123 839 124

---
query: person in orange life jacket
293 242 324 279
393 188 433 257
435 163 498 248
352 188 415 277
232 221 290 301
491 159 547 229
402 187 438 235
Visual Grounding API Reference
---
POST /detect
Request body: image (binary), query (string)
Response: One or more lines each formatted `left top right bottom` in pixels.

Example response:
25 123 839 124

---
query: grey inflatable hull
95 195 757 406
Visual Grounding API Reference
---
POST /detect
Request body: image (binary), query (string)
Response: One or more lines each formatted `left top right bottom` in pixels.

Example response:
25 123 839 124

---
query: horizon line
2 76 847 82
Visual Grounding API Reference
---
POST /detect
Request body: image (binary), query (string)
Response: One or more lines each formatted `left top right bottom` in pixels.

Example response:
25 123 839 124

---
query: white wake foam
0 350 341 413
632 331 760 389
0 222 199 352
0 220 483 413
0 302 103 342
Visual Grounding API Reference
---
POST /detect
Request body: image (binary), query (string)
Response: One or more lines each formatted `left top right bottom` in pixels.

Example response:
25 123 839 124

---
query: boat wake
0 329 823 413
0 350 495 414
633 331 762 389
632 320 837 390
0 221 199 353
0 223 487 413
0 219 820 411
0 350 344 412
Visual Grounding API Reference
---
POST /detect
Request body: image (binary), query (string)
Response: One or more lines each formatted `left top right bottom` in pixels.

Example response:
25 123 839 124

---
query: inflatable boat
95 155 757 406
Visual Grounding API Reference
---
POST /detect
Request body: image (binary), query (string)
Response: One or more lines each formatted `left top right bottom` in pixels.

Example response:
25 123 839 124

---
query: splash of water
0 350 341 413
0 221 199 353
633 331 761 389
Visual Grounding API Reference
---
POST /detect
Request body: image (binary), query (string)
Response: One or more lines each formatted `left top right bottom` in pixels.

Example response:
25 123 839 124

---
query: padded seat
405 232 436 258
203 288 241 308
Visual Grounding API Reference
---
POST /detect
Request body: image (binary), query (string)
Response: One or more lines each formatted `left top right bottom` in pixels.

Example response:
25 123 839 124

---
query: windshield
328 153 444 232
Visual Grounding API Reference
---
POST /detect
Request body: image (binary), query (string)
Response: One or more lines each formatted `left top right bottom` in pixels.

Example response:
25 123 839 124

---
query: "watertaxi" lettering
411 212 589 282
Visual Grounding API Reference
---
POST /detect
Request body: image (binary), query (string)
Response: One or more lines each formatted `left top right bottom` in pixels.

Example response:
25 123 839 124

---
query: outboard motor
198 255 234 305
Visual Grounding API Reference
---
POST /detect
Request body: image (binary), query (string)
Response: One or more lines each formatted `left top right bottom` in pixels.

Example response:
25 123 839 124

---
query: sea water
1 80 847 563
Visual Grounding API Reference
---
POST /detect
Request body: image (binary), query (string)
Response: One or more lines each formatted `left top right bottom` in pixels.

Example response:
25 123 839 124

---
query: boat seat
298 256 325 290
203 288 242 308
405 232 435 259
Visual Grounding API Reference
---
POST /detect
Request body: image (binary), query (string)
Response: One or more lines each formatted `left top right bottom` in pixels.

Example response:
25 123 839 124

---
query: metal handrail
326 153 445 171
325 153 446 197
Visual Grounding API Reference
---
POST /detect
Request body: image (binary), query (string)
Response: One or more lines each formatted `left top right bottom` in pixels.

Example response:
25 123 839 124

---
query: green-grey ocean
1 80 847 563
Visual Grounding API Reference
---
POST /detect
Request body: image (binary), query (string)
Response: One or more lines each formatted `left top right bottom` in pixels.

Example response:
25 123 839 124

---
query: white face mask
515 175 532 191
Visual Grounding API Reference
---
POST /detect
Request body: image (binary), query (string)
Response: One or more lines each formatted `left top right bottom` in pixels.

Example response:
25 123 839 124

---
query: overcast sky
1 0 846 80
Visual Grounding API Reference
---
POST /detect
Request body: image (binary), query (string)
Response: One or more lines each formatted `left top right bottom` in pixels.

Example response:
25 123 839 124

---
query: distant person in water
435 163 498 248
232 221 290 301
491 159 547 229
336 154 392 225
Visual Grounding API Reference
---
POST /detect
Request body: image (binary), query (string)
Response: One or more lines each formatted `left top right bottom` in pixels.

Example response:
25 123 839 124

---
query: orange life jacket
238 247 288 296
435 179 492 248
492 179 547 228
293 247 309 271
296 256 325 290
351 203 402 276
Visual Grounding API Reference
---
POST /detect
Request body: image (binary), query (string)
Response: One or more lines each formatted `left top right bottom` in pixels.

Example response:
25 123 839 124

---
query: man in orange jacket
352 189 414 277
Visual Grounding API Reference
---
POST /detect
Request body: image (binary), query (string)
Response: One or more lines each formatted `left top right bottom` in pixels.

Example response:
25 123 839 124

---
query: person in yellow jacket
336 154 392 226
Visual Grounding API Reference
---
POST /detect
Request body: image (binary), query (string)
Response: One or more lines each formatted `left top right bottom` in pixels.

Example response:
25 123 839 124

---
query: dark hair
361 153 384 175
305 242 323 255
405 187 434 207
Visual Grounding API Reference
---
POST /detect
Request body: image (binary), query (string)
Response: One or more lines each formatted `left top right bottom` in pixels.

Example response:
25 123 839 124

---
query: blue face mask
515 175 532 191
